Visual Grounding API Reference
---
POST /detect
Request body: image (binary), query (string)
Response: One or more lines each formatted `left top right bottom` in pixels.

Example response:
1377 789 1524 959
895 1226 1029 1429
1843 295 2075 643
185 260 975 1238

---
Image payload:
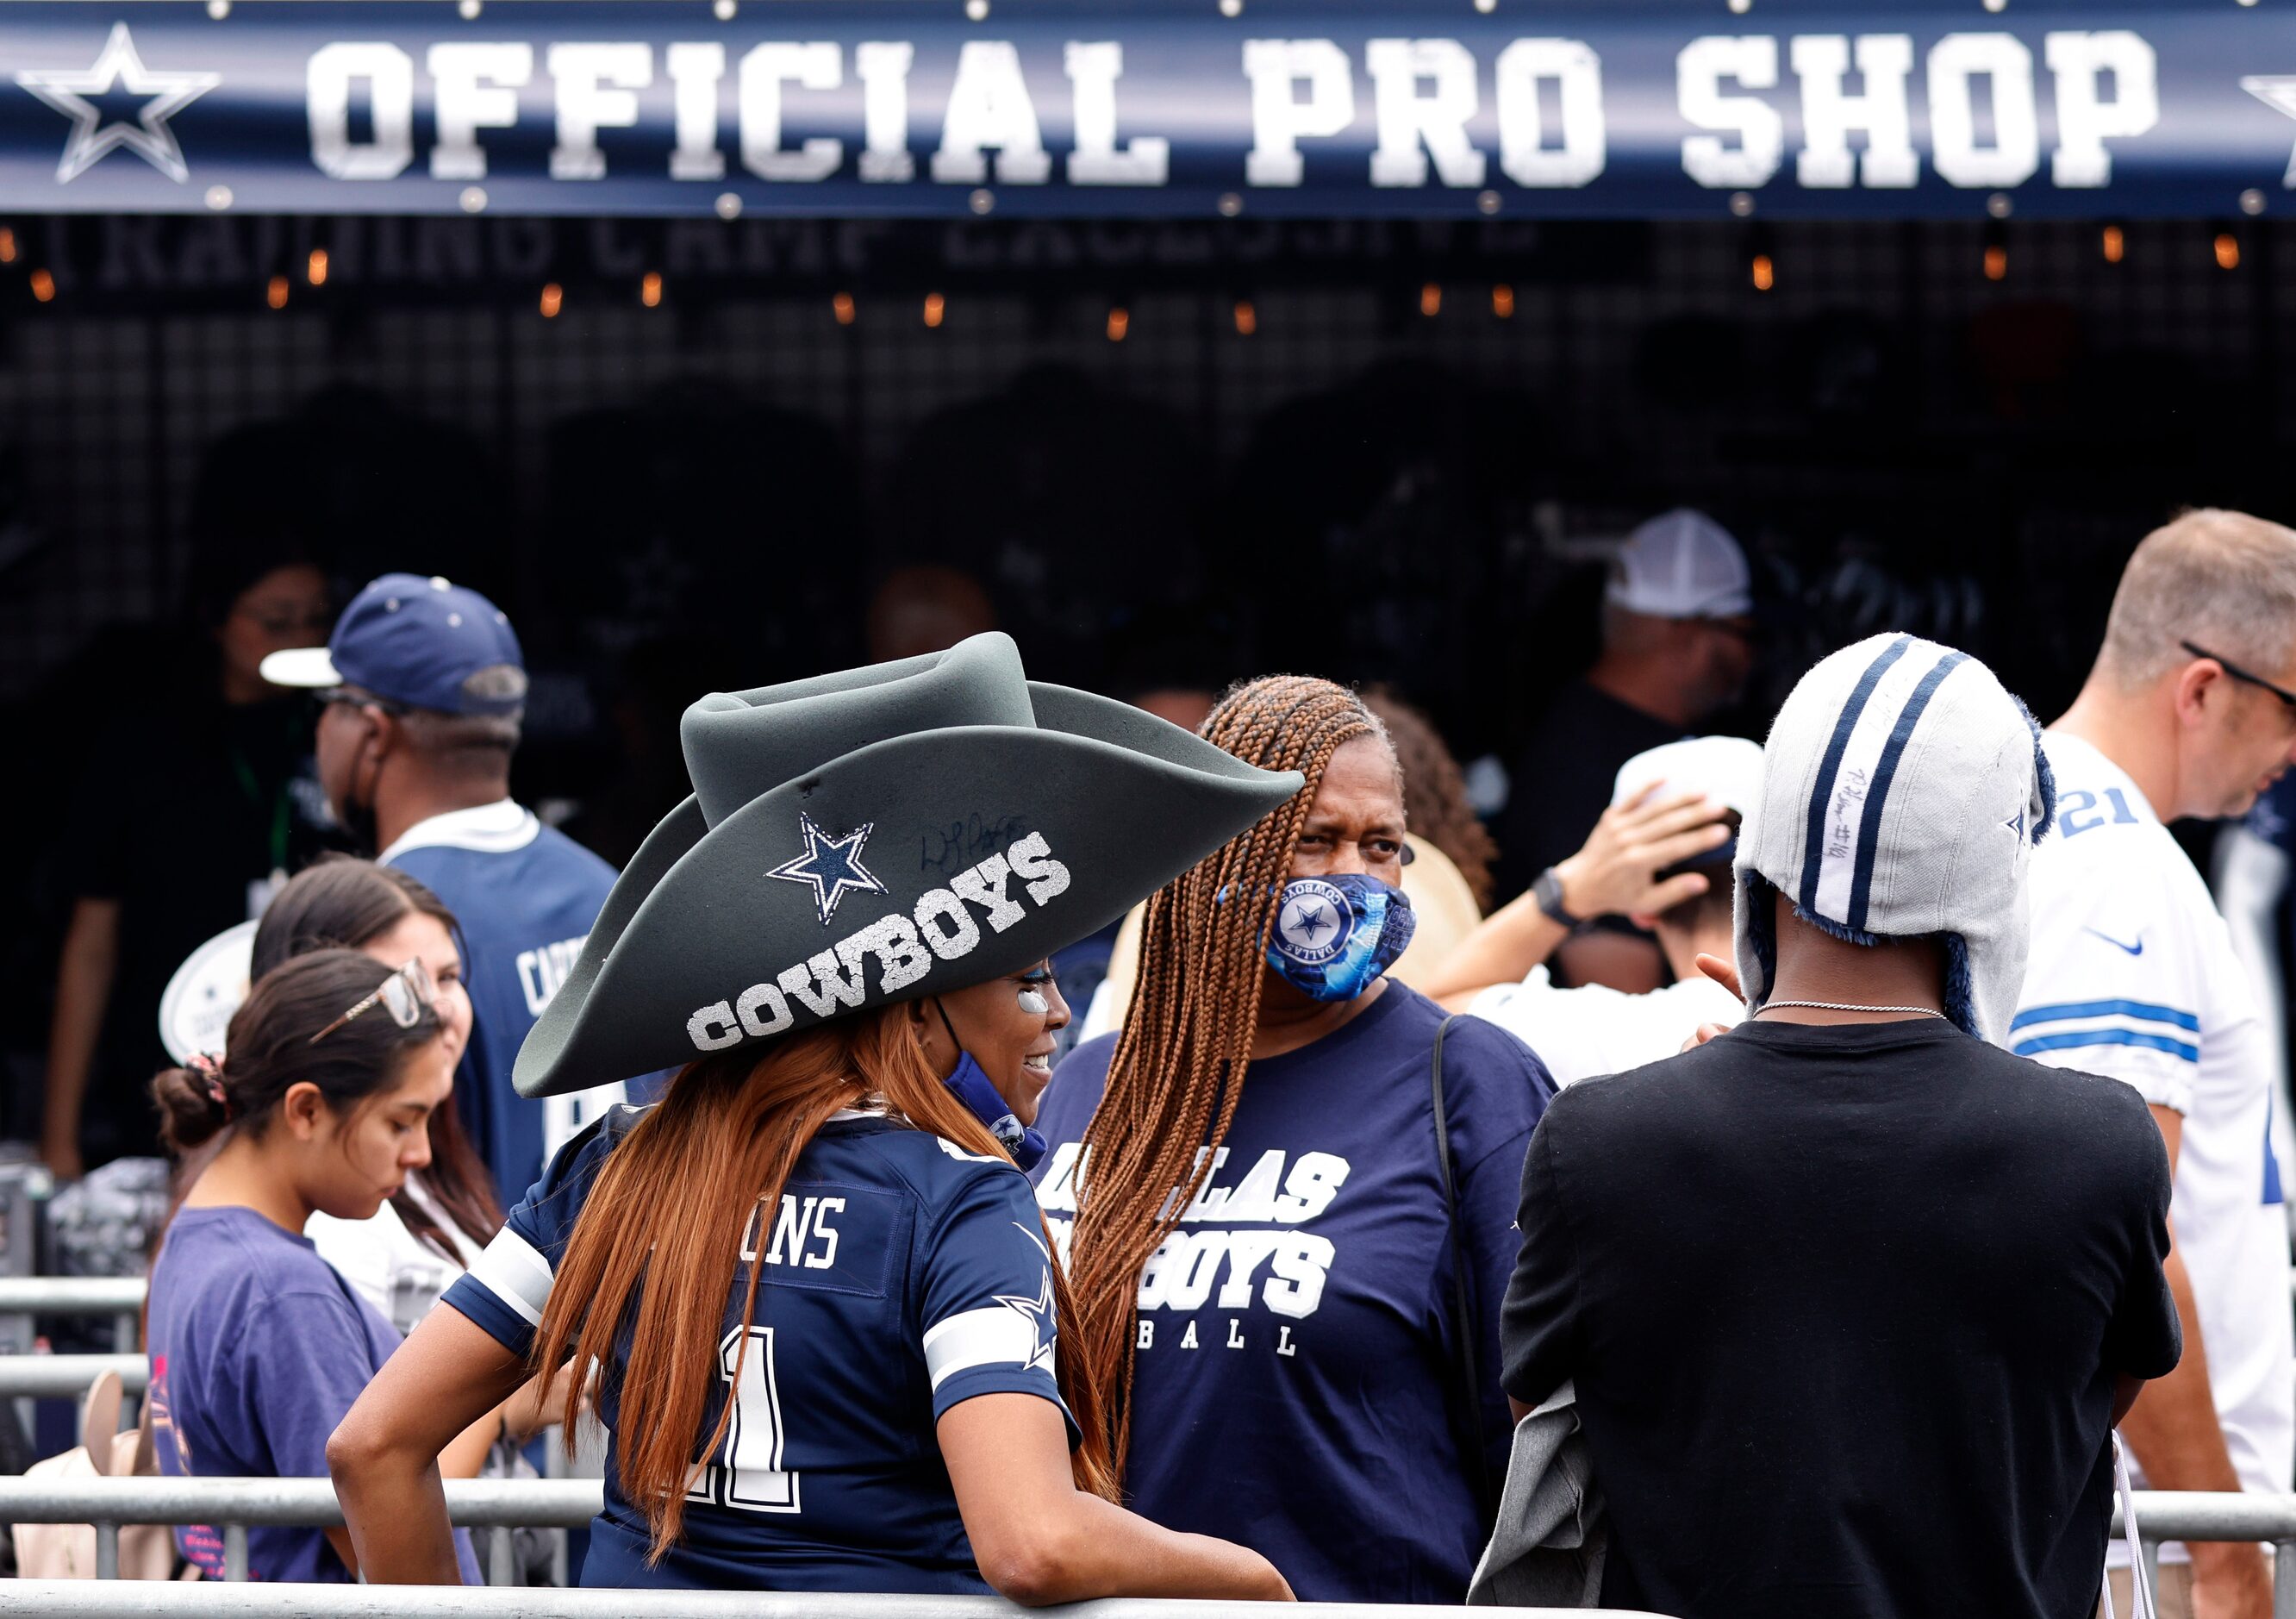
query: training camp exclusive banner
1 3 2294 220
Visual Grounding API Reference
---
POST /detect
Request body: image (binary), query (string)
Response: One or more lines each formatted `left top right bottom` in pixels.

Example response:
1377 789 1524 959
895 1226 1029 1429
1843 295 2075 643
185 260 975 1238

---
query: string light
640 271 663 308
1982 243 2007 281
266 275 289 309
539 282 563 317
2101 225 2124 264
2214 232 2240 271
1419 282 1441 317
29 269 54 303
0 228 16 265
1491 284 1515 318
923 291 945 328
1750 253 1774 291
1232 298 1257 336
306 247 328 285
833 291 856 325
1107 305 1129 342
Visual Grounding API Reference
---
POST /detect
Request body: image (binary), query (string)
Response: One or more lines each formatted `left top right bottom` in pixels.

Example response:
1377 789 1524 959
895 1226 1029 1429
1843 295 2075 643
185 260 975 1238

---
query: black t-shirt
1491 678 1684 903
65 694 336 1160
1501 1017 2180 1619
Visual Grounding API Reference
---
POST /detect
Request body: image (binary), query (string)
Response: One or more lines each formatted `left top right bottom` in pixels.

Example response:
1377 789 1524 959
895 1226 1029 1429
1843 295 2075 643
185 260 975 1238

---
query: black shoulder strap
1431 1013 1497 1522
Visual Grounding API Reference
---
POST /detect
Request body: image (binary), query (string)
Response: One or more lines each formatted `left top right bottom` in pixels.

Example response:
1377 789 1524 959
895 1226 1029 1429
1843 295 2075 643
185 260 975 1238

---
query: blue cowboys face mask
933 1003 1049 1171
1263 872 1417 1003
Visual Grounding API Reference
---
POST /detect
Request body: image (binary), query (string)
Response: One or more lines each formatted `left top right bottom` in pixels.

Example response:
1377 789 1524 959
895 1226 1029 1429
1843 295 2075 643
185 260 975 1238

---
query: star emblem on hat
16 23 219 185
2241 75 2296 187
767 812 888 925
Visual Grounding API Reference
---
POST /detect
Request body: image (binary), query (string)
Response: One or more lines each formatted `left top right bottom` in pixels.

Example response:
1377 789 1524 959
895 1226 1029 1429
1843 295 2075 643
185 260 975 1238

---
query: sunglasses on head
308 959 433 1045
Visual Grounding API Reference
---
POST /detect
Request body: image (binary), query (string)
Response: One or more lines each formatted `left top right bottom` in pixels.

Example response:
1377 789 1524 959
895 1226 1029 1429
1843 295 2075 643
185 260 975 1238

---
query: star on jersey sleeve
914 1158 1078 1443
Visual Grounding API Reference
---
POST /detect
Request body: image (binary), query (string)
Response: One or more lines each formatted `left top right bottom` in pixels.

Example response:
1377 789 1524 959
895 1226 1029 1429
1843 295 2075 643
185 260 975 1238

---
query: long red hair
532 1006 1116 1562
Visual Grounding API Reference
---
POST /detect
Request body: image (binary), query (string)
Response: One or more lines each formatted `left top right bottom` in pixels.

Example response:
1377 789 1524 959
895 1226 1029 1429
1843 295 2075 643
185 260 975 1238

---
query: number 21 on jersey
687 1326 801 1514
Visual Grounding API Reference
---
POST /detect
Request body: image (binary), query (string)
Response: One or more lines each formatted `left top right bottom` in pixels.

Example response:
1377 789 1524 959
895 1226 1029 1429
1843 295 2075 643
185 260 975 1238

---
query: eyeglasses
309 959 433 1045
2181 641 2296 712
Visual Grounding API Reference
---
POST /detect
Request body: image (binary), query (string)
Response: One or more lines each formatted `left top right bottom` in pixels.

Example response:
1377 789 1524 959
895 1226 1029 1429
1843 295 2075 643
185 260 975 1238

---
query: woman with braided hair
1033 675 1556 1603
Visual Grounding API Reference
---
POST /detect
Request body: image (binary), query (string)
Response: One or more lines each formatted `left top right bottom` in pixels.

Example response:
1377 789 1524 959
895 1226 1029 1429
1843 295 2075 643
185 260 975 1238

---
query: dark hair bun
151 1065 232 1153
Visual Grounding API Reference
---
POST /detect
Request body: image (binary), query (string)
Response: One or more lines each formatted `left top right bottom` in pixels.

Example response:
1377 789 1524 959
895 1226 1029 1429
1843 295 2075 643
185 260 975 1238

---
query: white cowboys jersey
2011 733 2293 1539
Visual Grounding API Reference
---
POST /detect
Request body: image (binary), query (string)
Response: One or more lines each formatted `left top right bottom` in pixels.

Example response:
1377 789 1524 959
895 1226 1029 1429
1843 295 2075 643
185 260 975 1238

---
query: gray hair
2097 509 2296 688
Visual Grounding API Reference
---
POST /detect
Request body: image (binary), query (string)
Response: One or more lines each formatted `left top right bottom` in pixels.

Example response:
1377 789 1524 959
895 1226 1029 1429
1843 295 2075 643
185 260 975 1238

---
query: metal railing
0 1589 1660 1617
0 1477 596 1585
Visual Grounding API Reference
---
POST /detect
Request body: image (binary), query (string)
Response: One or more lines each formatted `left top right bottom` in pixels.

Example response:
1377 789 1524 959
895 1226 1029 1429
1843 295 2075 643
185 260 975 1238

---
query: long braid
1067 675 1386 1472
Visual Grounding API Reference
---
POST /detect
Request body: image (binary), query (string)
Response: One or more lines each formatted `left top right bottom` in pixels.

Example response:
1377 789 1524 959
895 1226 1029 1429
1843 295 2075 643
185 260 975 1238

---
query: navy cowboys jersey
440 1106 1074 1591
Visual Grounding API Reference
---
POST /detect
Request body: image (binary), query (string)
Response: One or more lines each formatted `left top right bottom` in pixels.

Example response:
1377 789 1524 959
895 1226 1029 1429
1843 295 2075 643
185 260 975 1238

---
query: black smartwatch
1532 866 1582 927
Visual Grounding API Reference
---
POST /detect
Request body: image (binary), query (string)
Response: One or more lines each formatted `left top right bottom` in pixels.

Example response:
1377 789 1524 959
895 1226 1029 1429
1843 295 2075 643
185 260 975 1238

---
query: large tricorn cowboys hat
515 633 1302 1098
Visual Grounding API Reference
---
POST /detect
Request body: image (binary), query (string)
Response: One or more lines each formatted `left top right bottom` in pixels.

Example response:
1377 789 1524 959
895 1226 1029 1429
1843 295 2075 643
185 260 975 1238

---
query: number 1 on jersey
688 1325 801 1514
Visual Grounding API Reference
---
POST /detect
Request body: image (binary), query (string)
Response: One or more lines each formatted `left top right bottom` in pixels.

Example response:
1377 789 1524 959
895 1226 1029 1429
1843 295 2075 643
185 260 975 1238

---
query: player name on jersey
686 831 1071 1052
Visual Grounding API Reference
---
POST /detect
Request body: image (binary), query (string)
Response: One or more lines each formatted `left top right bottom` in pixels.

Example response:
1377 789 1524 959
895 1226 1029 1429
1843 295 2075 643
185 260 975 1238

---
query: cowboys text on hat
685 831 1070 1052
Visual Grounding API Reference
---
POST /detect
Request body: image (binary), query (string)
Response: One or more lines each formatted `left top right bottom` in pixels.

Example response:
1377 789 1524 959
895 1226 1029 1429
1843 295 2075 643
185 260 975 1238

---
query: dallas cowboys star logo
766 811 888 925
2241 75 2296 187
993 1225 1058 1376
1288 898 1337 946
16 23 219 185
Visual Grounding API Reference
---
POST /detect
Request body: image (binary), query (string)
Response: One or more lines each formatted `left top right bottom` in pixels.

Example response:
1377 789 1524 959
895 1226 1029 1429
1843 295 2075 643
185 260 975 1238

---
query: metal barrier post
93 1522 116 1581
2276 1536 2293 1619
222 1523 247 1583
487 1526 515 1586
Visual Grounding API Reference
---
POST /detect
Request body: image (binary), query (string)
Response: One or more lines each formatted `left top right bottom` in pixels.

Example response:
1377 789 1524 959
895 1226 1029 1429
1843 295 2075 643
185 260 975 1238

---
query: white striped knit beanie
1735 632 2056 1042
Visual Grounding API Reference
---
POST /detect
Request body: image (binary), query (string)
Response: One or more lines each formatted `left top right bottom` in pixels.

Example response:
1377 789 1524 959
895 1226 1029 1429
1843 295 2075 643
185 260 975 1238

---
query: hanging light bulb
266 275 290 309
640 271 663 308
2214 232 2240 271
0 228 18 265
1983 243 2007 281
29 269 55 303
833 291 856 325
1107 305 1130 342
1750 253 1775 291
1491 284 1515 318
2101 224 2124 264
540 282 564 317
1419 282 1442 317
923 291 945 328
1232 298 1257 336
306 247 328 285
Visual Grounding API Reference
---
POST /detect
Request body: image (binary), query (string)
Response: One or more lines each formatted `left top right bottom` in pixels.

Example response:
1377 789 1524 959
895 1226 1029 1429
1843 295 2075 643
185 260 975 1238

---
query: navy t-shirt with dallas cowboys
1032 983 1554 1603
440 1106 1076 1591
381 801 633 1198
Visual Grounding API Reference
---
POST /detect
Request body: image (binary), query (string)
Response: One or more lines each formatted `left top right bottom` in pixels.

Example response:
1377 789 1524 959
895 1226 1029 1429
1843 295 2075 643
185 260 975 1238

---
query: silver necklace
1761 999 1946 1020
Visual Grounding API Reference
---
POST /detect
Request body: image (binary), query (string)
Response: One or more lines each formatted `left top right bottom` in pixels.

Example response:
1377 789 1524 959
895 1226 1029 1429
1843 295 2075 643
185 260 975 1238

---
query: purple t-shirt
147 1206 481 1584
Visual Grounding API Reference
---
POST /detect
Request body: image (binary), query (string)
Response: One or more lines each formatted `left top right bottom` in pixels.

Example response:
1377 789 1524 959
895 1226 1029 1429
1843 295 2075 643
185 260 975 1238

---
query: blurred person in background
865 565 997 664
1041 675 1554 1603
261 574 628 1201
147 950 495 1584
42 544 334 1177
1427 737 1753 1085
1491 509 1757 991
1363 687 1500 916
2009 511 2296 1619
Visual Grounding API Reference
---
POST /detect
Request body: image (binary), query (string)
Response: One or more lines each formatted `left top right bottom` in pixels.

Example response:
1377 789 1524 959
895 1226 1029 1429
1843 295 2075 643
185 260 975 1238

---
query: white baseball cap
1733 632 2055 1043
1613 735 1764 816
158 921 256 1064
1606 509 1752 620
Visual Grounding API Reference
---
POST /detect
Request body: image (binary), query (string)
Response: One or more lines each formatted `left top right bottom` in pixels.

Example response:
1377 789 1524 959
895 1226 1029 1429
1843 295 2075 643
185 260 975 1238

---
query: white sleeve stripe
466 1226 555 1328
922 1306 1040 1390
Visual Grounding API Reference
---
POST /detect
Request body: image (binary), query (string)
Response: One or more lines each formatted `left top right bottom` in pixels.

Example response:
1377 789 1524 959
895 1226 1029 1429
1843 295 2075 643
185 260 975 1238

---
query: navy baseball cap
260 573 527 716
